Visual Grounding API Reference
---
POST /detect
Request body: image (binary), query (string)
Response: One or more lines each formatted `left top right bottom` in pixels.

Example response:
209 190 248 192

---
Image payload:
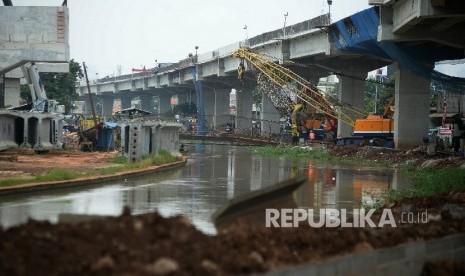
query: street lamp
195 46 199 56
283 12 288 37
327 0 333 16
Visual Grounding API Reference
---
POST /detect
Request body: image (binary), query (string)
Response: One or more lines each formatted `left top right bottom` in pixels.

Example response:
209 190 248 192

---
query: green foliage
250 146 334 160
0 169 80 187
364 76 395 114
150 149 181 165
20 84 32 103
110 155 128 164
400 167 465 197
35 169 81 182
430 92 438 108
0 178 34 187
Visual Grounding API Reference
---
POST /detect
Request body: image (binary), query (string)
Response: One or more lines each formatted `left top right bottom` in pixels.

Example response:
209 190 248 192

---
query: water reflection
0 143 409 234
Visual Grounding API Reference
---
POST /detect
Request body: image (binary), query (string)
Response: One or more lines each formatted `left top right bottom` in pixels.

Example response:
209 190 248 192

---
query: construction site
1 0 465 275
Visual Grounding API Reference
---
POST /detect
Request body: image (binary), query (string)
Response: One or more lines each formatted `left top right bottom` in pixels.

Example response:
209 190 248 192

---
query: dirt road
0 150 119 181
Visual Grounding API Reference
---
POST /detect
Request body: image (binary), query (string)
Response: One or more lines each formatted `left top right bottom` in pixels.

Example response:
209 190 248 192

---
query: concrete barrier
266 233 465 276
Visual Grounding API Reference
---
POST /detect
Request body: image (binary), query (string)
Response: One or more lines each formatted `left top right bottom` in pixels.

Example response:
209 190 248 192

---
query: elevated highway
77 1 465 147
0 1 462 149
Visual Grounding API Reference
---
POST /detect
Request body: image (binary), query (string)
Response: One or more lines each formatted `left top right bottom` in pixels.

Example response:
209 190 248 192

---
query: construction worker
310 130 315 141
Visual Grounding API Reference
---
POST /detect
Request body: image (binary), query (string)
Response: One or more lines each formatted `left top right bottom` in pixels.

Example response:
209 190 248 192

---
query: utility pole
83 62 98 127
327 0 333 22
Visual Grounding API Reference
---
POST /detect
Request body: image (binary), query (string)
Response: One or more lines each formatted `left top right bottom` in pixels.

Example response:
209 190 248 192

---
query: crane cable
234 47 368 126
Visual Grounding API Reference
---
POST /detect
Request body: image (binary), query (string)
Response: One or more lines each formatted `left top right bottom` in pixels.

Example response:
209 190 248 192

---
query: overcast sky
6 0 464 78
8 0 373 77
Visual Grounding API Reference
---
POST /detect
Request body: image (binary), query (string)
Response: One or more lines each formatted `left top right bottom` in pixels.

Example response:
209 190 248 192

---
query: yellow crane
233 47 368 138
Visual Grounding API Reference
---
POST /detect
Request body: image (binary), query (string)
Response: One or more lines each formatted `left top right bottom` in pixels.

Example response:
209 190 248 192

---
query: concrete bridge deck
1 1 464 149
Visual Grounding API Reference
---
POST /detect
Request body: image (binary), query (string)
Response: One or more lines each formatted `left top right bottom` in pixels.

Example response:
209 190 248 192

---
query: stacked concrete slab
0 110 64 151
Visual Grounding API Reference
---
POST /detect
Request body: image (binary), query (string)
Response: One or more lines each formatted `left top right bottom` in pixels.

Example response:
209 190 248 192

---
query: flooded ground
0 143 410 234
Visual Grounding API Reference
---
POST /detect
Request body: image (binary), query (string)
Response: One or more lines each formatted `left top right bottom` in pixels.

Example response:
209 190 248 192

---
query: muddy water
0 143 409 234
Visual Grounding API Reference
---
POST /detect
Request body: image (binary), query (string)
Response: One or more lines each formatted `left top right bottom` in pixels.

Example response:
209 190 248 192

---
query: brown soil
1 194 465 275
0 150 119 181
329 145 465 168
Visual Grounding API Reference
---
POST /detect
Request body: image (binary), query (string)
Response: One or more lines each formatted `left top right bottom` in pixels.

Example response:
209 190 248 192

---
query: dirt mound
329 145 464 168
1 195 465 275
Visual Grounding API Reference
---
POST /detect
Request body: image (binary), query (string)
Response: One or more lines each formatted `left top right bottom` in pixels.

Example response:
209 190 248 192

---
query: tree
364 76 395 115
20 59 83 113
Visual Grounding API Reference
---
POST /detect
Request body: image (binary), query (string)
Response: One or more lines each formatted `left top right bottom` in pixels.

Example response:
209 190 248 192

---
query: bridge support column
394 63 430 149
139 95 153 113
214 89 231 130
83 97 97 117
203 90 215 129
3 78 20 107
235 88 253 134
120 97 132 110
337 74 366 137
158 94 172 116
101 97 114 119
261 92 281 136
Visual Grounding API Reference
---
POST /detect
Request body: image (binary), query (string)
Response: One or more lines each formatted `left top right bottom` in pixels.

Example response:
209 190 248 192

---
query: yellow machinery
353 96 394 141
233 47 368 139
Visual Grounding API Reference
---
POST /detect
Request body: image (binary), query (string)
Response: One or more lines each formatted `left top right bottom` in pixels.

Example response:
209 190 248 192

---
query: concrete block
265 234 465 276
0 6 69 74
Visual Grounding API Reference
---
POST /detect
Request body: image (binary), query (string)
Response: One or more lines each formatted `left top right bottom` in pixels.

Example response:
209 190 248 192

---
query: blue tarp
104 122 118 129
97 128 115 150
328 7 465 94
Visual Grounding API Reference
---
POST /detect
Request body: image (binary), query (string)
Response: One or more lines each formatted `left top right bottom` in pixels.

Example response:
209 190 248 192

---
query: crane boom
232 47 367 127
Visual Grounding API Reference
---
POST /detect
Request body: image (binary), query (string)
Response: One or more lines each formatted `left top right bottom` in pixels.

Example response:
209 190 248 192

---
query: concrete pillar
190 90 197 105
140 125 151 156
101 97 114 118
158 126 179 155
120 97 132 110
52 118 64 149
34 117 53 151
159 94 172 116
214 89 231 129
151 125 160 155
83 96 98 118
261 92 281 136
337 74 366 137
20 117 30 148
177 92 190 105
394 63 430 149
0 115 17 150
139 95 153 113
3 78 20 107
127 123 142 162
235 88 253 134
203 90 215 129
